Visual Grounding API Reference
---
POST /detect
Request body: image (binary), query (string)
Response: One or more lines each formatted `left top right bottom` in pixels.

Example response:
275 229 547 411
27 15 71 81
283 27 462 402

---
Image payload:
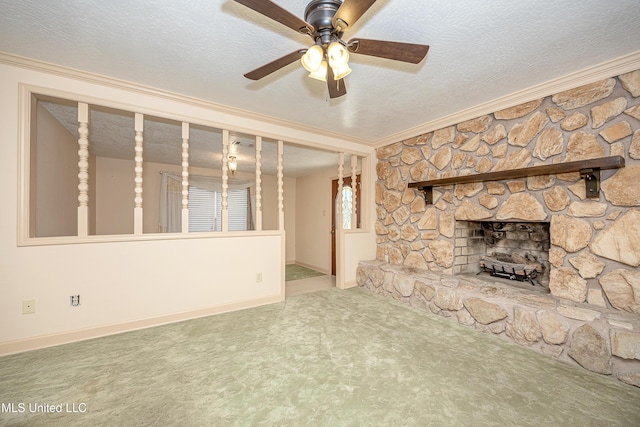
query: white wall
261 174 296 263
294 167 336 274
0 58 375 354
341 156 377 287
95 156 134 235
294 160 377 278
1 235 282 343
34 103 79 237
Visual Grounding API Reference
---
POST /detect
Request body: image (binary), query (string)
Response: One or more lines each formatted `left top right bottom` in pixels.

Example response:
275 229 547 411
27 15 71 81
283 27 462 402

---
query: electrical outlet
22 300 35 315
70 295 81 307
256 272 262 283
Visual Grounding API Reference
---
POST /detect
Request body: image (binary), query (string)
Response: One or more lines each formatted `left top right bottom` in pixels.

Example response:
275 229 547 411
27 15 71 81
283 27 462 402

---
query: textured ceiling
2 0 640 148
39 101 340 177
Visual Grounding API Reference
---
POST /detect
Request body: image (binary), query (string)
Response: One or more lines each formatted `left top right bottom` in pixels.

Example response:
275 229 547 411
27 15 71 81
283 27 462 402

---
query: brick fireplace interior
454 220 550 287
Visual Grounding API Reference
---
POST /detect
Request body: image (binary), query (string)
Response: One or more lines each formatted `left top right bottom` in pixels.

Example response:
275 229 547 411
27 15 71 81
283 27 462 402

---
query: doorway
331 175 361 275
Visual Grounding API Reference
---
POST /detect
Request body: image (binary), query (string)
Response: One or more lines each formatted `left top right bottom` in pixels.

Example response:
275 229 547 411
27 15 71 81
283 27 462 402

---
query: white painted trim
0 295 282 356
133 113 144 235
18 229 285 247
373 50 640 148
221 129 230 232
343 228 372 235
293 261 331 276
280 230 287 301
336 230 348 289
16 84 31 245
4 50 639 150
14 84 363 246
357 155 372 233
342 280 358 289
0 52 370 148
255 135 263 232
277 140 285 230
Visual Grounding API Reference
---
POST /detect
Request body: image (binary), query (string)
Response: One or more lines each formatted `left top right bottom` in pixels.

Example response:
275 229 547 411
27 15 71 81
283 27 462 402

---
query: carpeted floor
285 264 325 281
1 288 639 426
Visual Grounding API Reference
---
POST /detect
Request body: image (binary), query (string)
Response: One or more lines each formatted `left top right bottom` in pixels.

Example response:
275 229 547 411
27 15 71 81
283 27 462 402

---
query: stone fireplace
366 69 640 387
454 220 550 287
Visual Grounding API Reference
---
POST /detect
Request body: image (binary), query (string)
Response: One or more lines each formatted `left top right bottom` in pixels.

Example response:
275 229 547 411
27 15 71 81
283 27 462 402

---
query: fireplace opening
454 221 550 288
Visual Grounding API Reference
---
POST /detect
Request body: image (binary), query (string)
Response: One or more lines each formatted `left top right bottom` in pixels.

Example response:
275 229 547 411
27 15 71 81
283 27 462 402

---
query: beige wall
34 103 79 237
294 162 377 278
95 156 134 235
261 174 296 263
0 59 375 353
295 166 336 274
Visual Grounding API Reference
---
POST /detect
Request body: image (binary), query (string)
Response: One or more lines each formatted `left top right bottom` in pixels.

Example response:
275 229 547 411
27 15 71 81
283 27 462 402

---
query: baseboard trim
294 261 331 275
0 295 281 356
341 280 358 290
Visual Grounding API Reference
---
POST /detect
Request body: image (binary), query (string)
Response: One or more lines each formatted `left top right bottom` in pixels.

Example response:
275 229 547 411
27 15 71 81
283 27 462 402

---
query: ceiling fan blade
332 0 377 31
233 0 314 34
348 38 430 64
244 50 306 80
327 66 347 99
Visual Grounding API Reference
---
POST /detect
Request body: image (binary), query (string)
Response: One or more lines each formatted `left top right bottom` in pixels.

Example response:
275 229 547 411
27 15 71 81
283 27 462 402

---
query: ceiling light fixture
301 44 324 74
228 156 237 175
327 41 351 80
300 40 351 83
308 60 328 81
235 0 430 99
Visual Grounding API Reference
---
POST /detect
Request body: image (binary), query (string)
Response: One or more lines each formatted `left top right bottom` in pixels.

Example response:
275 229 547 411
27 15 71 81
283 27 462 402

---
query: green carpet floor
1 288 639 426
285 264 325 281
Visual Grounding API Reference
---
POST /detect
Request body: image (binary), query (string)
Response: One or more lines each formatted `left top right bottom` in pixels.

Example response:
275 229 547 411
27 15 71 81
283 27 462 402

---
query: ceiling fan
233 0 430 98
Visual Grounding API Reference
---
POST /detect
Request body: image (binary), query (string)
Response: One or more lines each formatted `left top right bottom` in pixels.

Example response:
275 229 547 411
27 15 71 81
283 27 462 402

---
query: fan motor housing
304 0 341 32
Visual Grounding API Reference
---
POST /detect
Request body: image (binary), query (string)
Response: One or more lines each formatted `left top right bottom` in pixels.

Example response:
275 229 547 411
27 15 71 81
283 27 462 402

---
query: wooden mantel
408 156 625 204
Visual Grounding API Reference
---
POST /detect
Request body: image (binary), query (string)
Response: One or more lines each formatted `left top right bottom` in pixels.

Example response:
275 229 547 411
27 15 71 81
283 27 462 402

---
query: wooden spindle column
181 122 190 233
277 140 284 231
133 113 144 235
255 136 262 231
77 102 90 237
337 152 344 231
351 154 358 229
221 130 229 232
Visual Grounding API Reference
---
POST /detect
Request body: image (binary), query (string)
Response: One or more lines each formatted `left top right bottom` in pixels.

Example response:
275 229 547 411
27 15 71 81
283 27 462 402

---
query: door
331 175 361 275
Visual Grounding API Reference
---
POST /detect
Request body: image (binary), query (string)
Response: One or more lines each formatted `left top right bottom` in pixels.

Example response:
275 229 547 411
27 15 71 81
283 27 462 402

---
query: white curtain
159 172 254 233
158 173 182 232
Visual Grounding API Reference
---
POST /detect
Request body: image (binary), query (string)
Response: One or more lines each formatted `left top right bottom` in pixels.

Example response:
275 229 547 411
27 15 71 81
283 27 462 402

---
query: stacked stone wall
370 69 640 386
375 69 640 314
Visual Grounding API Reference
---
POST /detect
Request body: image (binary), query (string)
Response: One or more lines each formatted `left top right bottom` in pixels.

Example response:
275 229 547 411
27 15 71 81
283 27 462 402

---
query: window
341 186 354 230
188 186 251 232
188 186 220 232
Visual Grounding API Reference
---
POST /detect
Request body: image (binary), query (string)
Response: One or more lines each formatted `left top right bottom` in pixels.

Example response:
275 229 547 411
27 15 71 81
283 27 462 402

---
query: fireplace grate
478 254 540 286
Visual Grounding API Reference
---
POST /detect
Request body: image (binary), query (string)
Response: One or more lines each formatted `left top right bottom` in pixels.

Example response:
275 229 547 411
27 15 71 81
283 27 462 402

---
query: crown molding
372 50 640 148
3 50 639 150
0 51 371 148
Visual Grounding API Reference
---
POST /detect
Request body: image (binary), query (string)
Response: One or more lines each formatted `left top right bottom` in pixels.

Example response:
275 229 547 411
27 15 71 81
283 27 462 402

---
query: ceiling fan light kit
301 44 324 72
301 41 351 82
308 60 329 81
234 0 429 98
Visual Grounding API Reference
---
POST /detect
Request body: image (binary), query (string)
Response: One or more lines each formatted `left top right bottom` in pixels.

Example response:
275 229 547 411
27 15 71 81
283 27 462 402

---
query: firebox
454 221 550 287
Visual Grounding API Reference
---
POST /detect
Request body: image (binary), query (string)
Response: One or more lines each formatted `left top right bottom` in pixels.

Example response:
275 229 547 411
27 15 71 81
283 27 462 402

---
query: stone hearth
373 69 640 386
357 260 640 387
